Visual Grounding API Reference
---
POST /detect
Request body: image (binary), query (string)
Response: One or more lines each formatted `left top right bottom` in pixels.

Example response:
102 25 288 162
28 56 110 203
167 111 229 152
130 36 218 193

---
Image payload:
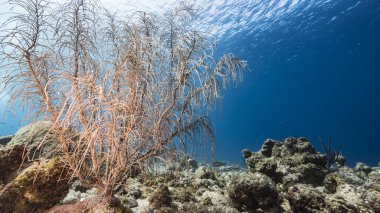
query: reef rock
1 127 379 213
149 185 173 209
242 137 380 213
8 121 59 159
0 121 60 185
48 196 131 213
287 184 326 212
228 173 279 212
0 122 71 213
243 137 328 186
322 165 379 213
0 157 69 213
0 145 25 184
365 189 380 212
195 166 216 180
61 185 98 205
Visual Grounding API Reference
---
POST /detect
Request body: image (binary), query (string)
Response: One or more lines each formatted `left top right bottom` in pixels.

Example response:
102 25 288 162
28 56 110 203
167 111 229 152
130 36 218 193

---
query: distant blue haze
212 0 380 166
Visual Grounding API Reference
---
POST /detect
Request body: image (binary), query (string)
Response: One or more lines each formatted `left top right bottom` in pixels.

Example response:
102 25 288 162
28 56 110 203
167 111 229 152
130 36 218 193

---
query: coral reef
8 121 59 159
0 145 25 184
149 185 173 209
48 196 131 213
1 124 379 213
0 122 68 213
228 173 279 212
242 137 380 213
0 157 69 213
0 121 59 185
244 137 328 186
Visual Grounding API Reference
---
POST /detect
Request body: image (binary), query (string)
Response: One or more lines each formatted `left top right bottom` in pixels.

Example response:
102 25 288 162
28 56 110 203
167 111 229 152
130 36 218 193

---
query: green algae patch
0 157 69 213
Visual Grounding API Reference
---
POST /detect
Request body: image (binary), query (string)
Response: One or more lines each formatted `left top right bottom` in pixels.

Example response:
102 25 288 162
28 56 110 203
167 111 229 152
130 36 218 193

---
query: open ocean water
1 0 379 166
208 0 380 166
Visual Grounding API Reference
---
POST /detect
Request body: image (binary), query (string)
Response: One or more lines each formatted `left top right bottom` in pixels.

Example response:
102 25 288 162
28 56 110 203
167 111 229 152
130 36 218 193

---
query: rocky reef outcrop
241 137 380 213
0 122 58 185
1 123 379 213
0 121 69 213
0 145 25 184
149 185 173 209
228 173 279 212
0 157 69 213
8 121 60 159
243 137 328 186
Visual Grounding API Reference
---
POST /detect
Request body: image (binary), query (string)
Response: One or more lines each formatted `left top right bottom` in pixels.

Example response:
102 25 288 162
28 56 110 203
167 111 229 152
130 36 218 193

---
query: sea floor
0 122 379 212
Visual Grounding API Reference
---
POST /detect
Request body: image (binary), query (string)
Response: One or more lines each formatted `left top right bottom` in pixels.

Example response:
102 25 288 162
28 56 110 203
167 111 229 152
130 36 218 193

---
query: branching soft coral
0 0 247 200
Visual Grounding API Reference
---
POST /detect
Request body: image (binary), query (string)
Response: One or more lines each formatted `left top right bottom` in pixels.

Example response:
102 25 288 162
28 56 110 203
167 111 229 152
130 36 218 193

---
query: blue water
212 0 380 166
0 0 379 166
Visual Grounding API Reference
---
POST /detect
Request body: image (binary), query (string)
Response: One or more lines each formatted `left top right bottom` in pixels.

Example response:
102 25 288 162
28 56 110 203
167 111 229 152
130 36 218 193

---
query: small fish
212 161 226 167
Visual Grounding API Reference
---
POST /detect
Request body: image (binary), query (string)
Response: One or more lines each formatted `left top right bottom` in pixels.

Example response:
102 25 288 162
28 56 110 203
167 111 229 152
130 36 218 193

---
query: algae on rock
0 157 69 213
228 173 279 212
8 121 60 160
0 145 25 184
149 185 173 209
243 137 328 186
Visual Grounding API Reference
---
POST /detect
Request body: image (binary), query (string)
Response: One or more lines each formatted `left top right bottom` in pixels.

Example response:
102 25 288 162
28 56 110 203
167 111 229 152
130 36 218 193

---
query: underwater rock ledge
242 137 380 213
0 123 379 212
